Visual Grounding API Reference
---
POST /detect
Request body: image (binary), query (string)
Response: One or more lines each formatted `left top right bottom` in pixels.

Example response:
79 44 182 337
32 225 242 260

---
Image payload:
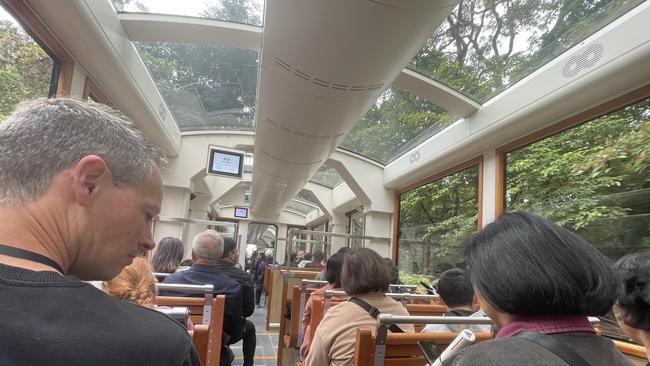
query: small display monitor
234 207 248 218
207 147 244 178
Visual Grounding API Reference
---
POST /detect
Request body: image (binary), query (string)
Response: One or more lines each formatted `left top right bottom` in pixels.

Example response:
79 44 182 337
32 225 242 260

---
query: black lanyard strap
0 243 64 273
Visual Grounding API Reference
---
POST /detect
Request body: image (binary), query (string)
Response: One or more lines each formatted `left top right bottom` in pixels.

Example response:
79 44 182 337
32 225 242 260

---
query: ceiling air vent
562 43 604 79
273 57 384 92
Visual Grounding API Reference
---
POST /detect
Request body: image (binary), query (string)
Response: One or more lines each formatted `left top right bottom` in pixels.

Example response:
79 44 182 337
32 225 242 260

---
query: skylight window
112 0 264 27
409 0 644 103
136 42 259 131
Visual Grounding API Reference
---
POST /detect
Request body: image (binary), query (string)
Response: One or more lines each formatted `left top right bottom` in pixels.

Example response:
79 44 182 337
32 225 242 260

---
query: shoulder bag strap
348 297 404 333
516 331 591 366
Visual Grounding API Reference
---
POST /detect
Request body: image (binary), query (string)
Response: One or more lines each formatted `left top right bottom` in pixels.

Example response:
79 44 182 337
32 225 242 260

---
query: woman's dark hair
465 211 617 316
150 237 184 273
341 248 392 296
613 251 650 330
312 250 325 264
437 268 474 308
385 258 400 285
325 253 345 288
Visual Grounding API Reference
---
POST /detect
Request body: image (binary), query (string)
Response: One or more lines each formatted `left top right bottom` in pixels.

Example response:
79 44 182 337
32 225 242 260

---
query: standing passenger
0 99 199 365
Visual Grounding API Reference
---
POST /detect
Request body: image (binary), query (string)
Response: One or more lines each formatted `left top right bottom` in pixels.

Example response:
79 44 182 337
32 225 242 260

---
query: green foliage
506 99 650 258
0 21 54 121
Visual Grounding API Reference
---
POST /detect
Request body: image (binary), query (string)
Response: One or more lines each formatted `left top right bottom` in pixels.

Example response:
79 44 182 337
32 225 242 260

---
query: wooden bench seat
157 295 225 366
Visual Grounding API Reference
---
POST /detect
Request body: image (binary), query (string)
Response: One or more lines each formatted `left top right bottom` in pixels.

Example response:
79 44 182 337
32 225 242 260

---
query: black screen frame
234 207 249 218
207 147 244 178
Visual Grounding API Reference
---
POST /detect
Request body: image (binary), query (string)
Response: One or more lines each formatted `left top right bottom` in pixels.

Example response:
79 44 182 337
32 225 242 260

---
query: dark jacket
215 260 255 317
451 332 633 366
161 264 245 339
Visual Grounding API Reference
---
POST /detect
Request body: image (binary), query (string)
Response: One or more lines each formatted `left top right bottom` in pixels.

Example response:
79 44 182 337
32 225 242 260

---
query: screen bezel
207 147 244 178
234 207 249 218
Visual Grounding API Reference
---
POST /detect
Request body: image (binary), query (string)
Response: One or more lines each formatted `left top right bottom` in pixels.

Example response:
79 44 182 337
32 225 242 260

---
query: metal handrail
374 315 494 366
155 283 214 325
153 272 171 278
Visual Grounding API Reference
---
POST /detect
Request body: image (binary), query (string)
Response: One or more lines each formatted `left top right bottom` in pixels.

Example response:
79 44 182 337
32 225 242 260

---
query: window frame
2 0 74 97
391 156 484 262
494 85 650 218
83 77 112 105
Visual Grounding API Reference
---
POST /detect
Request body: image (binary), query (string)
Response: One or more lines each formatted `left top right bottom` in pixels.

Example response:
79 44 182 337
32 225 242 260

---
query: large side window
397 163 480 283
505 98 650 259
0 7 58 121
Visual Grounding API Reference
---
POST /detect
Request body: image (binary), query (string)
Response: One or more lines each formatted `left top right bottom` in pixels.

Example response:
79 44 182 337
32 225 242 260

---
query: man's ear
472 294 481 311
191 250 197 262
72 155 110 206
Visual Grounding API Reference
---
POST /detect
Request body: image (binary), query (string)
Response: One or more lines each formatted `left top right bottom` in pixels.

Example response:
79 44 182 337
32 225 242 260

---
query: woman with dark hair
613 251 650 362
305 248 413 366
451 212 631 365
300 253 348 359
150 237 184 274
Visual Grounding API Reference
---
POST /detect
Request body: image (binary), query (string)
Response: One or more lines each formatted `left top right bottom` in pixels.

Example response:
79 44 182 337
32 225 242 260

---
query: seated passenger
300 252 348 359
305 248 414 366
103 257 193 330
451 212 631 366
298 251 313 268
421 268 490 333
150 236 184 273
0 98 198 365
255 249 275 304
306 250 326 269
613 251 650 362
217 237 257 366
160 230 244 366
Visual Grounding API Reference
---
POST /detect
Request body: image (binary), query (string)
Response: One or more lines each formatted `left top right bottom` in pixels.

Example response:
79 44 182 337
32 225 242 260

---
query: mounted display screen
207 147 244 178
234 207 249 218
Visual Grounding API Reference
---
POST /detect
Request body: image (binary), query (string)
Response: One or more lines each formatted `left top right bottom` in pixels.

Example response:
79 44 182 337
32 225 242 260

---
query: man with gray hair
0 99 199 365
161 230 244 366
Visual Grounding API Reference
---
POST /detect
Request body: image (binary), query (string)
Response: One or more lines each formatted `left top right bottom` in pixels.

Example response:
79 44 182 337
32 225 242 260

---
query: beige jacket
305 293 414 366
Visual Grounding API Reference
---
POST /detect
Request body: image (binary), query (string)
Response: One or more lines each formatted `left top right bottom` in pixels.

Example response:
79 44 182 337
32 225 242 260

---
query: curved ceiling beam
393 69 481 118
118 13 262 50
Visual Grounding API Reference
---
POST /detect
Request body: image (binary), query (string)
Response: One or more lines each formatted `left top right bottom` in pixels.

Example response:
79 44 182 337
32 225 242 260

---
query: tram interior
0 0 649 365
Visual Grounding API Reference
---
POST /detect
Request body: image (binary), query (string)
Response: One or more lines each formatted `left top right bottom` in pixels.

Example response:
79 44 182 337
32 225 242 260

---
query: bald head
191 230 223 263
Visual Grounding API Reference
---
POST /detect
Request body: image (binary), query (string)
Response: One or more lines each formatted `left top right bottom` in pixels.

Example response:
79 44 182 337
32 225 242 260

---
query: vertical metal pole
374 324 388 366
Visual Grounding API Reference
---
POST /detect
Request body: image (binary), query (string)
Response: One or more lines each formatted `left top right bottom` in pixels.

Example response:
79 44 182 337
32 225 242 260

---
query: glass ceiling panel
410 0 644 103
339 87 456 164
286 199 317 215
111 0 264 27
309 166 344 188
136 42 259 131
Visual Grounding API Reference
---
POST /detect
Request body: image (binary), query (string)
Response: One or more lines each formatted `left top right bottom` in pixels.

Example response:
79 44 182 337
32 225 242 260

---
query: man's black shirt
0 263 199 366
215 259 255 317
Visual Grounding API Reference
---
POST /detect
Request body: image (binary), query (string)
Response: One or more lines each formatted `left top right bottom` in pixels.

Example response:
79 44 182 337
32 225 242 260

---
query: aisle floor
231 305 278 366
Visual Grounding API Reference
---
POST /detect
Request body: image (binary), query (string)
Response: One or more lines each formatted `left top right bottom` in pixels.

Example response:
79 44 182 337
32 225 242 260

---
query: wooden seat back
173 295 225 366
405 304 447 332
613 340 647 364
155 296 206 325
307 297 347 344
353 328 492 366
267 269 319 330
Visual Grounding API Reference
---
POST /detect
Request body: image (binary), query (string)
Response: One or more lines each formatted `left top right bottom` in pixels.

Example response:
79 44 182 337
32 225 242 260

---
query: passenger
295 250 306 265
305 248 414 366
613 251 650 362
251 251 264 282
421 268 490 333
298 251 313 268
0 98 198 365
103 257 193 330
217 237 257 366
315 247 350 281
161 230 244 366
384 257 402 292
451 212 630 366
306 250 326 269
300 252 348 359
255 249 274 304
150 236 184 273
